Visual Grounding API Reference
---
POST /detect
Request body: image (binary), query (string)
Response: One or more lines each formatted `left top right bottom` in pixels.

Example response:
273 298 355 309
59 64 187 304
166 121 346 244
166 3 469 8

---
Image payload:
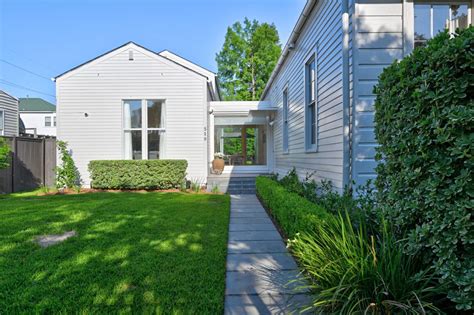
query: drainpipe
342 0 351 192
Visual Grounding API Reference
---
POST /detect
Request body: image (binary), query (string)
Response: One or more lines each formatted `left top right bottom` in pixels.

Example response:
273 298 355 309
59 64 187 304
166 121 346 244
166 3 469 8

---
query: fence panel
0 136 56 194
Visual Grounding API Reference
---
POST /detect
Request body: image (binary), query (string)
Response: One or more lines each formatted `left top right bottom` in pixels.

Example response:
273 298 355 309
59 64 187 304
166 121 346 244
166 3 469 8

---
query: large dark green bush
374 28 473 310
255 176 331 238
88 160 187 190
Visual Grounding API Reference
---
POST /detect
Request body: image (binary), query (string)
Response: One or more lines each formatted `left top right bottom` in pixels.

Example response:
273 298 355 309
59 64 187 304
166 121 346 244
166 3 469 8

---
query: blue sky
0 0 306 104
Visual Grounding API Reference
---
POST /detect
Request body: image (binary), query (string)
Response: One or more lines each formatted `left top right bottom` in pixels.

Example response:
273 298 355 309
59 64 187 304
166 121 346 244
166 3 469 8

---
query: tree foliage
216 18 281 100
0 138 11 170
374 27 474 310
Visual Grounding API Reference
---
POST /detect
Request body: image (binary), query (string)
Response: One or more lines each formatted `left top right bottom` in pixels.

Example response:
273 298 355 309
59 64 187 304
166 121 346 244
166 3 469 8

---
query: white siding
56 44 208 186
351 0 403 186
264 0 345 190
0 91 19 136
20 112 56 136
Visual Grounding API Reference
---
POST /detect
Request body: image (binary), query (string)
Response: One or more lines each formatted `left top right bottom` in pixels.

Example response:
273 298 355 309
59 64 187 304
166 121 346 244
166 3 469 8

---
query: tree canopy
216 18 281 101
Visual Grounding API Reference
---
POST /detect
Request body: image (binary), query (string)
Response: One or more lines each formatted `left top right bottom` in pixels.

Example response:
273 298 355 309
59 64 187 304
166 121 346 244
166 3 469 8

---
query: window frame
304 48 318 153
122 99 166 160
282 85 289 154
406 0 473 53
0 110 4 136
45 116 52 127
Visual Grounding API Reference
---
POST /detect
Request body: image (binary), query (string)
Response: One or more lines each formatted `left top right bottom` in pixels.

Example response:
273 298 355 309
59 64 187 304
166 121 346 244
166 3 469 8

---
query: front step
207 176 257 194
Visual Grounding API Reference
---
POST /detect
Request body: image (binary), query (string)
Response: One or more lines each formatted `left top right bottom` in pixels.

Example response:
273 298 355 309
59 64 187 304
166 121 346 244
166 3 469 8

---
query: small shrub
56 141 81 189
278 168 380 235
88 160 187 190
190 180 201 193
211 185 220 194
0 138 11 170
256 176 331 238
374 27 474 309
289 213 445 314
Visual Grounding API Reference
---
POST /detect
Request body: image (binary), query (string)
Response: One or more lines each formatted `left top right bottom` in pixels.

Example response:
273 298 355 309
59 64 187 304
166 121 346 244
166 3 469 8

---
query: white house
55 0 472 192
0 90 19 137
19 98 56 136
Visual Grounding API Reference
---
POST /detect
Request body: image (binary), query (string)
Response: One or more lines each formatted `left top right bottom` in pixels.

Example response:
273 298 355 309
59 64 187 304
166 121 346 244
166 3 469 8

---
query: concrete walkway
225 195 310 314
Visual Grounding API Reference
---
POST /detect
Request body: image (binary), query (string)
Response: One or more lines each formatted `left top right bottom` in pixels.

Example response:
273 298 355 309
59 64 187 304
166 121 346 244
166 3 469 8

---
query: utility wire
0 59 52 81
3 47 59 74
0 79 56 98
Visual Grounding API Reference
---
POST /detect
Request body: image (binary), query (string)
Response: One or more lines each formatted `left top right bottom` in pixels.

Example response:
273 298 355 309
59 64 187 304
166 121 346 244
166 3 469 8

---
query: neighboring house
0 90 19 137
19 98 57 136
56 0 472 191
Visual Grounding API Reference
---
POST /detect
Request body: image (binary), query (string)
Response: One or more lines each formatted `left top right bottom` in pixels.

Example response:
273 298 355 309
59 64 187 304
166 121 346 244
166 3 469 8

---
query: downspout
342 0 351 192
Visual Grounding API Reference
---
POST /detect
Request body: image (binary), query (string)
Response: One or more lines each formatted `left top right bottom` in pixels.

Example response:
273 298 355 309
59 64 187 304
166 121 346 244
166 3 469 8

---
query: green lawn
0 191 230 314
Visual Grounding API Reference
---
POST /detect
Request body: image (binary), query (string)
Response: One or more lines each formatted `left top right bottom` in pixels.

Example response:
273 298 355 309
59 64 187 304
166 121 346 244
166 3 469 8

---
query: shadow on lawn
0 192 230 314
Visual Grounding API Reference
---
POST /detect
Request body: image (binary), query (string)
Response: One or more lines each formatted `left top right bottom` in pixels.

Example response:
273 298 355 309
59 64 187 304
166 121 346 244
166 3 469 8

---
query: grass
0 191 230 314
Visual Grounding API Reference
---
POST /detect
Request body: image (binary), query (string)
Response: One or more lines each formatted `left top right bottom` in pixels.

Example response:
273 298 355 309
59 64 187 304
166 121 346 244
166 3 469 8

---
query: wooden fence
0 136 56 194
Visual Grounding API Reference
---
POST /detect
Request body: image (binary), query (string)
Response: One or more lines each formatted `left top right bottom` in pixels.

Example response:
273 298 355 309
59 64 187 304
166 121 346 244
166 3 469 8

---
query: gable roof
19 98 56 112
158 50 216 79
0 90 18 101
54 41 209 81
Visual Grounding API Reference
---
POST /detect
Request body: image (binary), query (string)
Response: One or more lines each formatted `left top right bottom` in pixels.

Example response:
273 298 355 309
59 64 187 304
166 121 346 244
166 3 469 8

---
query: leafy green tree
0 138 11 170
216 18 281 101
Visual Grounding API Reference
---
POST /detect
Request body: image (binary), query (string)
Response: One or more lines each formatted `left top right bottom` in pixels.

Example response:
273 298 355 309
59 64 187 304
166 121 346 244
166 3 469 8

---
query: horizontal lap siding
57 48 207 185
0 92 19 136
265 0 345 190
352 0 403 186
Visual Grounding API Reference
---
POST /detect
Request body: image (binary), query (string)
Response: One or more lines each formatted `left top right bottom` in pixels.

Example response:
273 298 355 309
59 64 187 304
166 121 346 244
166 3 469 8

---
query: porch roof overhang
209 101 277 116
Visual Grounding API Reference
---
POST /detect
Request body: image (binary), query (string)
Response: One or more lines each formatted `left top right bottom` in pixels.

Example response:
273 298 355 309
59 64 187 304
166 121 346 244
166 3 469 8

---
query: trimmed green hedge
374 28 473 310
88 160 187 190
256 176 332 238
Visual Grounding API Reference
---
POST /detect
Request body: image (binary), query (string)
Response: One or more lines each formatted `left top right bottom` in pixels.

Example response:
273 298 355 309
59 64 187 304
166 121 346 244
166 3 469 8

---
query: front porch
207 101 277 193
207 101 277 194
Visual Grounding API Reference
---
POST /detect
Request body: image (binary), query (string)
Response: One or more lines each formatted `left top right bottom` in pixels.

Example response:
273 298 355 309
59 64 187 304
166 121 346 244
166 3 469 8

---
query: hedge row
374 28 473 310
256 176 332 238
88 160 187 190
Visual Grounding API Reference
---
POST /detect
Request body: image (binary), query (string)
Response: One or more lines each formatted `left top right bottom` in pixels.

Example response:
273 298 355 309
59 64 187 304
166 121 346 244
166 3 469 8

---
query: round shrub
374 27 473 310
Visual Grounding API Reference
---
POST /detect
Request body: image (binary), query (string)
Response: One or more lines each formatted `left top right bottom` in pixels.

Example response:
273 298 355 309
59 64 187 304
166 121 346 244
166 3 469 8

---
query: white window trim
404 0 473 55
122 99 166 160
282 84 289 154
0 110 4 136
303 47 318 153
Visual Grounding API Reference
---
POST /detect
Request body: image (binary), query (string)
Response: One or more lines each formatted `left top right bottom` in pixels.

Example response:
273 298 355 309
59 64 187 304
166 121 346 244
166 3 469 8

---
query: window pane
147 100 163 128
214 125 266 166
433 5 450 35
148 130 161 160
45 116 51 127
310 103 316 145
415 4 431 46
0 111 4 130
451 5 469 30
123 100 142 129
124 130 142 160
53 116 57 127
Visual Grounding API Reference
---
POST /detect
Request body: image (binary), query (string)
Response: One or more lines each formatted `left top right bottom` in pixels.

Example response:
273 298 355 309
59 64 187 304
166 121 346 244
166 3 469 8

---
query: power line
0 79 56 98
3 47 59 74
0 59 52 81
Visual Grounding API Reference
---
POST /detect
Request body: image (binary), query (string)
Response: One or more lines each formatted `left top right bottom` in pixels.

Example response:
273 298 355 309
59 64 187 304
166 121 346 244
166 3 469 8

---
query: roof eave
260 0 319 100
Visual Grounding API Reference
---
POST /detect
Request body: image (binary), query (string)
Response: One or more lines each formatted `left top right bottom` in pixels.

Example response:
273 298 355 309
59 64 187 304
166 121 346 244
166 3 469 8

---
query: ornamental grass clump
289 213 445 314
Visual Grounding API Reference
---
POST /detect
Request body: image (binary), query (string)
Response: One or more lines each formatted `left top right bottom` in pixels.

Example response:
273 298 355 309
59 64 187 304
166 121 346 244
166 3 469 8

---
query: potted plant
212 152 225 174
